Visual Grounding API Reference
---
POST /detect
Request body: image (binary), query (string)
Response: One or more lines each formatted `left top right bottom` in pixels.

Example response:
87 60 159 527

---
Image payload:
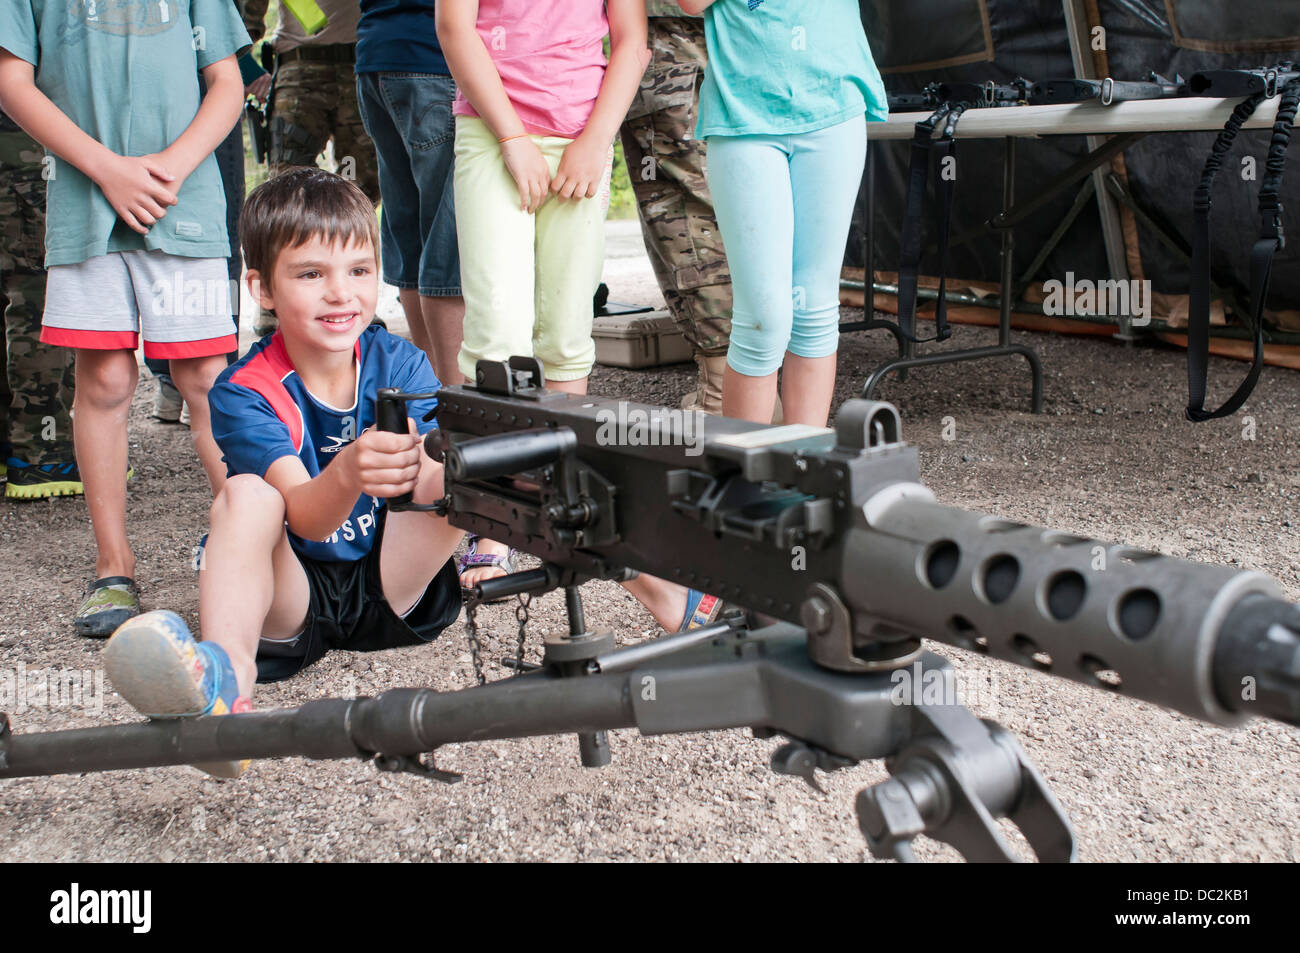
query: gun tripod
0 609 1076 862
447 557 1079 862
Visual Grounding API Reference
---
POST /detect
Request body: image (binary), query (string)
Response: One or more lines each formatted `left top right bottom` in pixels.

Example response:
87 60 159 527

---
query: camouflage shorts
269 59 381 205
0 131 74 462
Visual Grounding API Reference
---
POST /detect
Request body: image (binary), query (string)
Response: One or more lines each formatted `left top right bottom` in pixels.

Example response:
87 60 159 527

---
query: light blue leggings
706 115 867 377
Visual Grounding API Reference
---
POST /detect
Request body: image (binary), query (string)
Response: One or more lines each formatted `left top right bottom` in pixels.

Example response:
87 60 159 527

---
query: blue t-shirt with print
207 325 442 564
356 0 448 75
0 1 250 266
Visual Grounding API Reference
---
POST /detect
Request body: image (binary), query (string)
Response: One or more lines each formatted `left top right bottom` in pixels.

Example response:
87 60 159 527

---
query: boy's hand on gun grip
500 136 551 214
95 154 178 234
344 420 423 498
551 135 607 201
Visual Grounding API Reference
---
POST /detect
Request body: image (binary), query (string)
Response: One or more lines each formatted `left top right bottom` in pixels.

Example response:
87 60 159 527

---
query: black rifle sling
1187 80 1300 421
930 105 966 343
897 103 963 344
896 105 946 344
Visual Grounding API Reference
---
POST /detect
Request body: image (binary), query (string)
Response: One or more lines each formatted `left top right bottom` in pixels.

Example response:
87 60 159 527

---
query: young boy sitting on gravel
103 169 465 777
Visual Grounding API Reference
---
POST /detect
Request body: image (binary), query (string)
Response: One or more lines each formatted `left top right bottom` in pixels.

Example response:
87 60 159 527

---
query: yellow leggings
453 116 611 382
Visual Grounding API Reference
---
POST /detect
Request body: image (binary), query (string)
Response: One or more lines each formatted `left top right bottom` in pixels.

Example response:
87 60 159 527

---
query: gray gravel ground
1 224 1297 862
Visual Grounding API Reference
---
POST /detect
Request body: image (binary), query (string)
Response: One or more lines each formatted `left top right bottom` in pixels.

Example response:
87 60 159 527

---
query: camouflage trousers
619 17 732 356
270 59 381 204
0 131 74 464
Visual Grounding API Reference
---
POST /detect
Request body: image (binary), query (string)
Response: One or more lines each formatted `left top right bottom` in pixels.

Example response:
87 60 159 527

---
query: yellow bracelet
498 133 529 144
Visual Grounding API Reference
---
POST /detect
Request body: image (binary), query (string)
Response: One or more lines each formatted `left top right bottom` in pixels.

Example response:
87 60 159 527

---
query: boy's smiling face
250 235 379 355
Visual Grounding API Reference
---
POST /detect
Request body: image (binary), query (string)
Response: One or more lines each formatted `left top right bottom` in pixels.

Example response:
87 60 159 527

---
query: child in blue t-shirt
0 1 251 636
101 169 467 778
681 0 888 427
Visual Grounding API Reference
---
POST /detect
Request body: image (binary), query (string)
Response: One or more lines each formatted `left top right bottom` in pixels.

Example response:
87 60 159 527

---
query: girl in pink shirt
439 2 709 631
438 2 648 398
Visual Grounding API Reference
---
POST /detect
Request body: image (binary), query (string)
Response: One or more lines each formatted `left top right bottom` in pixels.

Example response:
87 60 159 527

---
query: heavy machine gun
2 358 1298 862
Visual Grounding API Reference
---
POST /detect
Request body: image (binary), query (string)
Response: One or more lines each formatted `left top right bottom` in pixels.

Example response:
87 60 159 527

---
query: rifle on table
1029 72 1186 106
888 78 1033 113
4 359 1298 862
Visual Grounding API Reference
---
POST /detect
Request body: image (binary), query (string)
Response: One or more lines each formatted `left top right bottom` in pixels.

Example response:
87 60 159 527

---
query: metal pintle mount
802 581 923 674
855 708 1076 863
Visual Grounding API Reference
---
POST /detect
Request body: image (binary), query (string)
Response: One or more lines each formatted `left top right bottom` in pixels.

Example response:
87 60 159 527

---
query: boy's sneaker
153 377 183 423
104 609 253 779
5 457 84 500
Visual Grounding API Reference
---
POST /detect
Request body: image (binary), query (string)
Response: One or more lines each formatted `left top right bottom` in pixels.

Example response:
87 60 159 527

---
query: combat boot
681 353 784 423
681 353 726 415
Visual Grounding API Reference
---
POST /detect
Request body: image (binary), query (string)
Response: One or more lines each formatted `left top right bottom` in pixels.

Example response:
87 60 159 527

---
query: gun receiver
429 358 1298 727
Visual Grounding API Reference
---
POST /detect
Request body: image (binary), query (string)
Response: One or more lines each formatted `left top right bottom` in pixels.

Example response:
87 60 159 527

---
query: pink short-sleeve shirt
452 0 610 139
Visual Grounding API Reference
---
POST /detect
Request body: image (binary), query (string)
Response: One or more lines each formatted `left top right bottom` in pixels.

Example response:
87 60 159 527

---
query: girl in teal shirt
682 0 887 426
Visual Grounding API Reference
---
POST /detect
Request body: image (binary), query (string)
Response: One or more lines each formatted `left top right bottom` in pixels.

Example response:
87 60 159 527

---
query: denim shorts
356 71 461 297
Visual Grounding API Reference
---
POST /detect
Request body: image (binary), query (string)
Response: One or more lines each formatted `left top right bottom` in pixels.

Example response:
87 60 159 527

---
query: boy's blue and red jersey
208 325 440 563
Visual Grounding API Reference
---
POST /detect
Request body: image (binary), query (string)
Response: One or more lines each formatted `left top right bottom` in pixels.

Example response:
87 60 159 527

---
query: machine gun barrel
423 366 1300 730
838 493 1297 726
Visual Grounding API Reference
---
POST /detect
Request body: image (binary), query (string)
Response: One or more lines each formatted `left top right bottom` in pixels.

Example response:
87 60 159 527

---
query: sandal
457 535 516 601
679 588 734 631
73 575 140 638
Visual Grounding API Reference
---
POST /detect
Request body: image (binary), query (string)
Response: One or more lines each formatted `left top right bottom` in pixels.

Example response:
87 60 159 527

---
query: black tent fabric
850 0 1300 320
1103 1 1300 308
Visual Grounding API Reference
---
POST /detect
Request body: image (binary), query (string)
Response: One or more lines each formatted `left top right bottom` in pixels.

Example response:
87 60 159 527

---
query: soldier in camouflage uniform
620 3 732 414
0 119 78 500
244 0 380 335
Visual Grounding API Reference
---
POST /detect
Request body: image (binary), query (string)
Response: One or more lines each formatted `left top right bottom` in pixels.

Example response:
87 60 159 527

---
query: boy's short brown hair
240 168 379 289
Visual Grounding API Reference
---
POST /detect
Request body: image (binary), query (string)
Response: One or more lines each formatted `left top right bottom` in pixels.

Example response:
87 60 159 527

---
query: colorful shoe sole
5 478 84 500
104 610 251 779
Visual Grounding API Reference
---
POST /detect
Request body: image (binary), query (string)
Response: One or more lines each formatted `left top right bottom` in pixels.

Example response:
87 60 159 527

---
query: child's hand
94 154 178 234
500 136 552 214
343 420 422 498
246 74 272 105
551 135 608 201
